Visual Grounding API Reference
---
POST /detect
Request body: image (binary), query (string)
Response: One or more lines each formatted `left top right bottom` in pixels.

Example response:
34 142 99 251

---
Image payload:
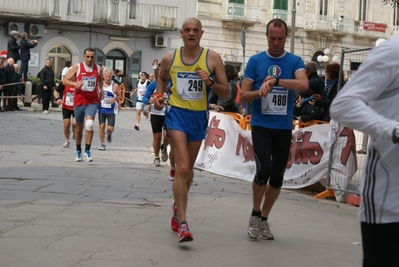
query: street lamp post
317 48 340 80
290 0 296 53
241 25 246 70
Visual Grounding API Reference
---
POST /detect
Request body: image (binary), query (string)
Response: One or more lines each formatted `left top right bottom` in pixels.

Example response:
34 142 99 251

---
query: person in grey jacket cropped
330 34 399 267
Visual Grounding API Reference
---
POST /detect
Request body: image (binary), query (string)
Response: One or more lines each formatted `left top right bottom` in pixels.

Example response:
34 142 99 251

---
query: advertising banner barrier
195 112 357 202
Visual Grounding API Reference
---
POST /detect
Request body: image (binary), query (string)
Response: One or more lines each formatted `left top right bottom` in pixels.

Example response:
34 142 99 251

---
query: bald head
306 61 317 75
182 17 202 30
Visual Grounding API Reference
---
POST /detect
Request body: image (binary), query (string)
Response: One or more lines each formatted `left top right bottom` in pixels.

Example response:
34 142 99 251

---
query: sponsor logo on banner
195 112 357 202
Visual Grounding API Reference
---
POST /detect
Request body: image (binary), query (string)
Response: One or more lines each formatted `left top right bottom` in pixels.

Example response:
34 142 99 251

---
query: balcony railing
0 0 60 17
221 3 263 24
0 0 178 29
264 10 389 38
147 4 179 28
93 0 120 23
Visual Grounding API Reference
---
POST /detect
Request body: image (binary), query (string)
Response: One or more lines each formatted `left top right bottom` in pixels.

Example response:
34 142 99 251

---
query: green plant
28 76 61 85
28 76 41 86
354 20 360 26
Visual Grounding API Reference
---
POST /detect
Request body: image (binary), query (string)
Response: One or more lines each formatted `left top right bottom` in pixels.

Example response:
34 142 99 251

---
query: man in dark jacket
7 30 20 63
122 72 133 107
0 58 5 112
293 89 322 122
3 58 16 111
40 59 55 114
305 61 324 95
19 32 37 81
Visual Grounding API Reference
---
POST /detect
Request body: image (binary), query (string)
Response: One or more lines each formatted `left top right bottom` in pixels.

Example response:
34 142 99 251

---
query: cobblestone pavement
0 105 362 267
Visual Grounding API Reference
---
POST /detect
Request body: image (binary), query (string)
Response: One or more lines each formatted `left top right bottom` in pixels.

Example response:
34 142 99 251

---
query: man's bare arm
209 51 229 100
113 84 121 103
63 64 79 87
156 53 173 94
98 66 103 98
239 78 258 103
276 70 308 91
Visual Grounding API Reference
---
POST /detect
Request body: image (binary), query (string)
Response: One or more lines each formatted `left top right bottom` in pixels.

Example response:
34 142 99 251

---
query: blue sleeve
244 55 257 83
294 56 305 74
142 81 156 105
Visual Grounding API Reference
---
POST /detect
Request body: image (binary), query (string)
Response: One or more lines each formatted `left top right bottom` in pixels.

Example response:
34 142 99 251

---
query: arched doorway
106 49 126 72
47 45 72 79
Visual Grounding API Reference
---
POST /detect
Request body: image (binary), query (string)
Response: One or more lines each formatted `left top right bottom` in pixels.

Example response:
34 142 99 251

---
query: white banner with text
194 112 357 202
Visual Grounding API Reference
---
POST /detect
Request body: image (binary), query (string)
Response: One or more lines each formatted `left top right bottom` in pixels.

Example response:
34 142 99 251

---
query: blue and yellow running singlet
168 47 211 111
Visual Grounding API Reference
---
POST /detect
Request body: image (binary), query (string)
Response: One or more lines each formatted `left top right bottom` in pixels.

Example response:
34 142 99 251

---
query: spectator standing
240 18 308 240
209 64 239 113
7 30 20 63
122 71 133 107
40 59 55 114
154 17 229 243
330 34 399 267
3 58 16 111
293 89 322 122
19 32 37 81
0 58 5 112
305 61 324 95
12 64 22 110
312 62 343 121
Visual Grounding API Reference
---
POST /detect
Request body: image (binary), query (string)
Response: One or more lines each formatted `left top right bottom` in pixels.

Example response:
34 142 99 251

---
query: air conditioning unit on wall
5 22 24 36
152 35 167 48
29 24 45 38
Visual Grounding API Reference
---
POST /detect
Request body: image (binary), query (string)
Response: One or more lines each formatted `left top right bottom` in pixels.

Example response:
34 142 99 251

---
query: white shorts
136 101 148 111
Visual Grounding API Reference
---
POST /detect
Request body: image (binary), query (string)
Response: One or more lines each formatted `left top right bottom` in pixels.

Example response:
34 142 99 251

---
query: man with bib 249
154 17 229 243
63 48 103 162
240 19 308 241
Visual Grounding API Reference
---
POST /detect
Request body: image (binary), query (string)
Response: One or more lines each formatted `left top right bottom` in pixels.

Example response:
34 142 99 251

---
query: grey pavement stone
0 107 362 267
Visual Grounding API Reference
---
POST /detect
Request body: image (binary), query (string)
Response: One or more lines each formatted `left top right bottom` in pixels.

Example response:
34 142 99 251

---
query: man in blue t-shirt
240 18 308 240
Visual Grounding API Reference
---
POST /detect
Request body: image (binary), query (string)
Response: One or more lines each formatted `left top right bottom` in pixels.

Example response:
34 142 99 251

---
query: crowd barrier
221 111 330 131
195 111 360 203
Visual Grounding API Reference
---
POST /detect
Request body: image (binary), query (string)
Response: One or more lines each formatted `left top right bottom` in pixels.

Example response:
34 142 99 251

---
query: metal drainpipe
89 25 92 48
290 0 296 54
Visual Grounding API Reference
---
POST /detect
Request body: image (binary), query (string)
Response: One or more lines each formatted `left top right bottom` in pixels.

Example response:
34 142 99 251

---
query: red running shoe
177 223 193 243
170 201 178 232
169 169 175 181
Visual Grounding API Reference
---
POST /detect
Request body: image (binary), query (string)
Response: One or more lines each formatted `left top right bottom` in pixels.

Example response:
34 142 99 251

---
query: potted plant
354 20 361 31
28 76 41 95
160 16 167 27
167 17 175 27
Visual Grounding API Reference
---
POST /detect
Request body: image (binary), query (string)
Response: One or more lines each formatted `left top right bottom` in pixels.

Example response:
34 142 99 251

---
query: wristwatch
208 76 215 87
273 75 279 86
392 126 399 144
